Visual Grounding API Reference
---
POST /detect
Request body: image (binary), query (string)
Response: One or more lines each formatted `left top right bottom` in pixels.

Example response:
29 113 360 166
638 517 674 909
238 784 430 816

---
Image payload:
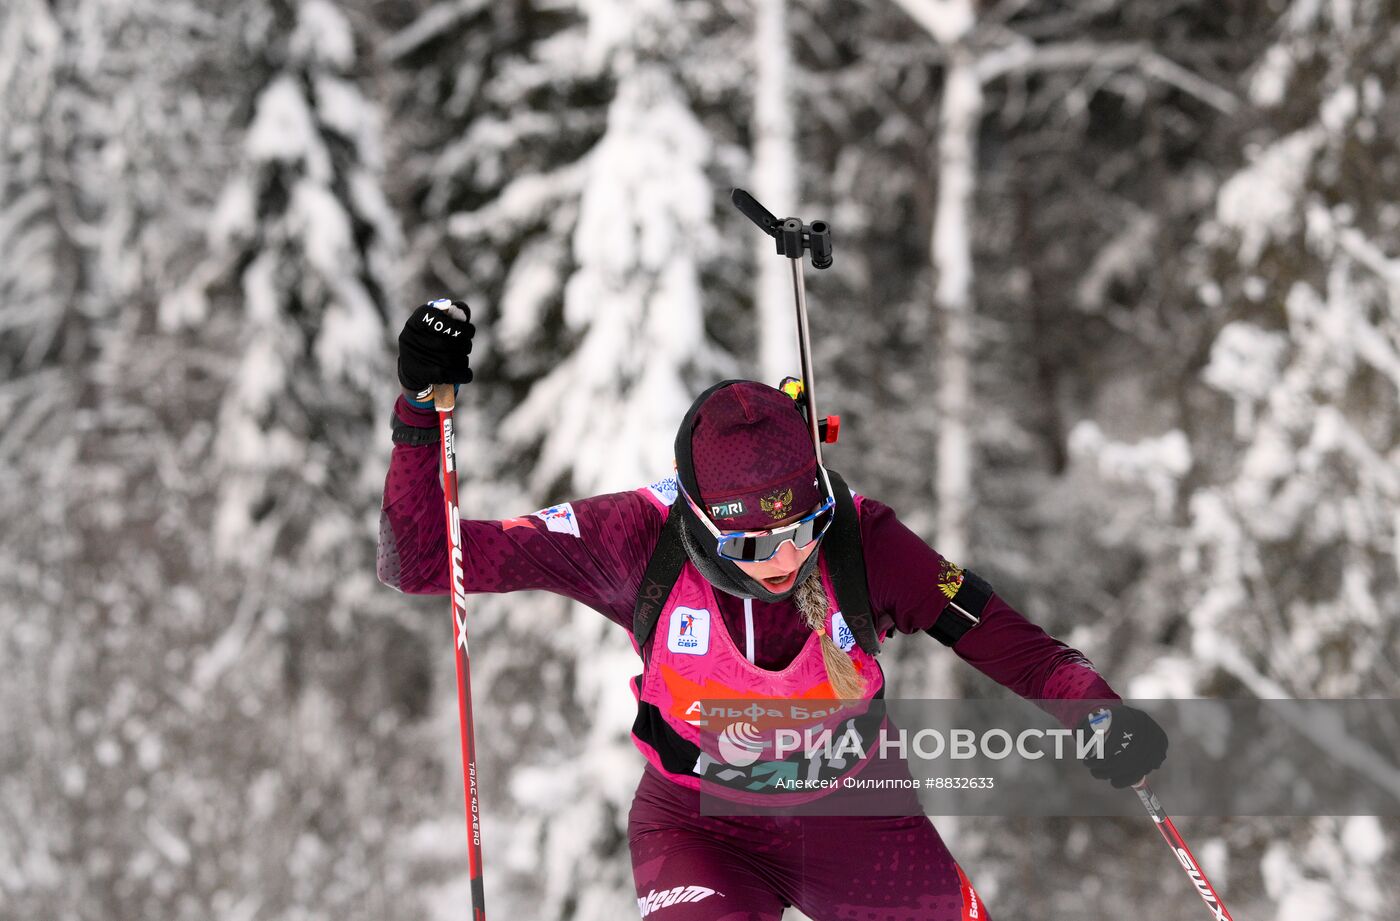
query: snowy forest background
2 0 1398 918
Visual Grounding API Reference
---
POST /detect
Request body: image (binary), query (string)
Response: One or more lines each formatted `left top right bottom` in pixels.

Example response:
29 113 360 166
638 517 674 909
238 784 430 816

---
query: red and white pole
435 379 487 920
1133 779 1234 921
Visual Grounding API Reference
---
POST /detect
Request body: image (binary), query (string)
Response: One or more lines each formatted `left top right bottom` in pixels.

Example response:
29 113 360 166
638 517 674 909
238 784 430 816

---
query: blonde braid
794 573 865 700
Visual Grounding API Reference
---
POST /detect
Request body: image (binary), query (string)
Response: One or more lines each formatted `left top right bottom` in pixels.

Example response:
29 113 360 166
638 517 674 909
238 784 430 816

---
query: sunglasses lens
715 502 836 562
716 534 754 560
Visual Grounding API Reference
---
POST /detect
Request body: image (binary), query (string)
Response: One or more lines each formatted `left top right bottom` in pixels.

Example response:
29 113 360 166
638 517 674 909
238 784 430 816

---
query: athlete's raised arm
375 301 663 625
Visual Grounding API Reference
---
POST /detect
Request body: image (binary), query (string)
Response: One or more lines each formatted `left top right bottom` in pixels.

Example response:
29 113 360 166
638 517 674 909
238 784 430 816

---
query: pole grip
731 188 779 236
426 300 465 413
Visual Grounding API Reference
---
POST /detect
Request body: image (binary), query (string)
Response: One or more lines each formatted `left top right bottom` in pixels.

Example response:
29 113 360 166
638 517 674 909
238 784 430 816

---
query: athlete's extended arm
858 496 1120 725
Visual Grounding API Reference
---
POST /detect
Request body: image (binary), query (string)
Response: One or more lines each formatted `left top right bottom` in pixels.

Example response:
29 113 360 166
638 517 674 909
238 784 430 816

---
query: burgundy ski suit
378 397 1119 920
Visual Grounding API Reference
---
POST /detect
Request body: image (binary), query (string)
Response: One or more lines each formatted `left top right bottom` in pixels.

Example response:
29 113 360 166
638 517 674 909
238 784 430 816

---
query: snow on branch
1202 321 1290 437
447 161 588 243
976 40 1240 114
1330 217 1400 294
1216 129 1321 265
887 0 975 46
380 0 491 63
1309 407 1400 501
1299 207 1400 399
1068 421 1191 516
1206 642 1400 809
1075 209 1159 312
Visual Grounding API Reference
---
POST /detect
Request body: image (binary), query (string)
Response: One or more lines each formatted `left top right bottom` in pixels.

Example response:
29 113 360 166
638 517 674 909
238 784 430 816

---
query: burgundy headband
686 381 823 530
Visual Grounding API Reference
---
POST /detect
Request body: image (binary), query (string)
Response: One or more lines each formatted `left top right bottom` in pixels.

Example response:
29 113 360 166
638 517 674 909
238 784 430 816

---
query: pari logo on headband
708 499 746 519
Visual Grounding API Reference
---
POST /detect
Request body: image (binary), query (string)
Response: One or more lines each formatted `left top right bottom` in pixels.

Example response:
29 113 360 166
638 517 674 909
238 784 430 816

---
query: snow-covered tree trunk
930 44 981 563
886 0 981 562
752 0 800 383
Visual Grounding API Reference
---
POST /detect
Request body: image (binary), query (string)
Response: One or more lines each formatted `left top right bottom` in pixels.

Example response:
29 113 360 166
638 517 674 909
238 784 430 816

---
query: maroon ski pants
628 765 989 921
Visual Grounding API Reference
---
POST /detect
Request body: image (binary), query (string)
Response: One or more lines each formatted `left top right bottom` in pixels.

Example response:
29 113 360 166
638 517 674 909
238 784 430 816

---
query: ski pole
1133 779 1234 921
731 188 833 463
434 374 487 921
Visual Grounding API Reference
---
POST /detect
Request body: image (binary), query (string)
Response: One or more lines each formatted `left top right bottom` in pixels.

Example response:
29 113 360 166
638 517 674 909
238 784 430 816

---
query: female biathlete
378 301 1168 921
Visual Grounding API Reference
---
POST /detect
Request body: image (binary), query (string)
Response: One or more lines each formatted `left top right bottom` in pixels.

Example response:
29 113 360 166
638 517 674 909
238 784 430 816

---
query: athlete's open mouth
762 572 796 589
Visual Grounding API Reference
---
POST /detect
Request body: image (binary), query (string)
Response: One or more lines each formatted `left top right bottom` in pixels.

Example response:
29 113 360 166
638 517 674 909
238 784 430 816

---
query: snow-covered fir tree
131 2 428 919
497 4 731 494
167 0 400 569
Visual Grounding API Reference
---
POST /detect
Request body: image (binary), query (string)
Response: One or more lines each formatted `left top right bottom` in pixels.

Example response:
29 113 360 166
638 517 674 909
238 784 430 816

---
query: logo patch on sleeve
830 611 857 653
533 503 581 538
936 559 966 600
667 606 710 655
646 476 680 507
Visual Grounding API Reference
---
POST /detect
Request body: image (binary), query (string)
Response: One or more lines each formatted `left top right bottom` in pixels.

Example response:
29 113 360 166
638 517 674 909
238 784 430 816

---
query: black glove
397 299 475 396
1078 704 1168 788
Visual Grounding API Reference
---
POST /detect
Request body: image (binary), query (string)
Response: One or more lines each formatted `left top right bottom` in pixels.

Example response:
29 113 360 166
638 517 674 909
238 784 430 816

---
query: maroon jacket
378 396 1118 725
